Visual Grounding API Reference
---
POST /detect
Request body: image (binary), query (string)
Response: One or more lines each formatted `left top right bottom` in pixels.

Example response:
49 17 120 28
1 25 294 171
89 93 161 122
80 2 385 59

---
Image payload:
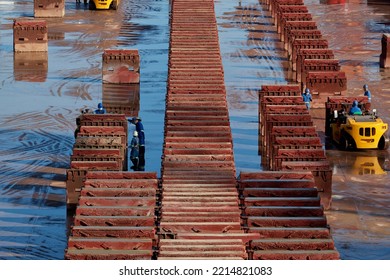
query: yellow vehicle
89 0 120 10
326 97 389 150
329 111 389 150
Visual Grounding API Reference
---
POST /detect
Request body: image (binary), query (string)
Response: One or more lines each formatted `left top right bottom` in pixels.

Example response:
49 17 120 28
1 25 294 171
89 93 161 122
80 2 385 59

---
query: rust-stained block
282 20 317 43
75 136 123 147
78 196 155 207
380 33 390 68
159 222 241 233
70 160 122 170
260 114 314 158
271 0 304 19
243 186 318 198
259 84 301 97
73 215 155 227
277 5 308 17
299 59 340 83
34 0 65 18
81 187 156 197
71 226 156 238
102 49 140 84
305 71 347 94
13 52 48 82
252 250 339 260
78 126 126 135
278 13 313 35
296 48 334 74
13 18 48 52
244 197 321 207
286 29 322 54
75 205 154 217
251 237 335 251
77 113 128 128
251 238 334 251
65 249 153 260
70 156 124 171
249 227 331 239
245 205 324 217
71 147 123 157
271 125 318 137
67 237 153 251
291 39 329 65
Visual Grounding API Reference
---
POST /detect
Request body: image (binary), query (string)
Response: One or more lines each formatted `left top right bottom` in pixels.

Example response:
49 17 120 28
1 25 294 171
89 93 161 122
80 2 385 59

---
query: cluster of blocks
12 1 65 80
262 0 347 107
65 115 159 260
238 171 339 260
258 85 333 210
158 0 257 259
66 113 128 209
65 171 158 260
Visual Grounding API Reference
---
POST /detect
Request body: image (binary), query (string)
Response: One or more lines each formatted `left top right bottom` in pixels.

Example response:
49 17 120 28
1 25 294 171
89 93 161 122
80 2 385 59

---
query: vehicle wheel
340 134 349 150
378 135 389 150
111 0 118 10
89 0 96 10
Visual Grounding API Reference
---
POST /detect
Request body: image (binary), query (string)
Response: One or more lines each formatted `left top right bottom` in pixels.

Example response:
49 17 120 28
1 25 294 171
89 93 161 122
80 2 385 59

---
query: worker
363 84 372 102
302 88 312 110
349 100 362 115
128 116 145 171
95 103 106 114
129 130 139 171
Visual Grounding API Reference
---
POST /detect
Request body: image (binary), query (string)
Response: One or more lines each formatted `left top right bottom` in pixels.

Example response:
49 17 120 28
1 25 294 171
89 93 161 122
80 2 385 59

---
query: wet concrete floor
0 0 389 259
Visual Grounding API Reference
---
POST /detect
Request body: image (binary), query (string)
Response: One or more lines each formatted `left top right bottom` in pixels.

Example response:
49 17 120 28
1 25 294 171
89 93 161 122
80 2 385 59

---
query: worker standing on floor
128 116 145 171
302 88 312 110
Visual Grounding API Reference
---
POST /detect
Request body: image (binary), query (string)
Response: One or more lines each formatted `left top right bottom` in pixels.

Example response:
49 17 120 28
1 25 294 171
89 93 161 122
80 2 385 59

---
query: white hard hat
133 130 138 137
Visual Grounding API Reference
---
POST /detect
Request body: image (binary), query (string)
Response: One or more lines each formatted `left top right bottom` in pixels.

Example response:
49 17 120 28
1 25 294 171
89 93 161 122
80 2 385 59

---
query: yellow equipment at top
89 0 120 10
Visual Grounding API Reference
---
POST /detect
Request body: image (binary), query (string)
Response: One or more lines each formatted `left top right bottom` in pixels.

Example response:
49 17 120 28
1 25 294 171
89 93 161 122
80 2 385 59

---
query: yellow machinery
326 97 389 150
350 156 387 175
89 0 120 10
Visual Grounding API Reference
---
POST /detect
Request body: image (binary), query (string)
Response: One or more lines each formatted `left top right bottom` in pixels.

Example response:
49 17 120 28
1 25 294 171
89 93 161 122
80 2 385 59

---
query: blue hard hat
305 88 310 94
353 100 358 106
363 84 368 89
98 103 103 109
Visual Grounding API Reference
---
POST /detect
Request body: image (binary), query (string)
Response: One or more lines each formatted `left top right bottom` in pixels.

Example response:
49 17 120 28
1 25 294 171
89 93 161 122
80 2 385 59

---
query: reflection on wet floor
102 84 140 117
348 155 387 175
14 52 48 82
0 0 389 259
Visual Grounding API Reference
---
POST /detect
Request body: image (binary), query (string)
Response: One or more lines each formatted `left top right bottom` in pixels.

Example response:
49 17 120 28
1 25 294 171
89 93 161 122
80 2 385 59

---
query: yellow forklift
326 96 389 150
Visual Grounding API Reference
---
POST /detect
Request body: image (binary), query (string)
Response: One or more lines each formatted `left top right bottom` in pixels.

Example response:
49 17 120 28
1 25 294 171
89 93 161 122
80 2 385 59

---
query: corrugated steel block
34 0 65 18
13 18 48 52
102 49 140 84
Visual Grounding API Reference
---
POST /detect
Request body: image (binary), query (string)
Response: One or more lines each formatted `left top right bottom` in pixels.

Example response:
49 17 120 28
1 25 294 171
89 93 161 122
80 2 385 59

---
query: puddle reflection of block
380 33 390 68
34 0 65 18
14 52 48 82
13 18 48 53
103 84 140 117
102 50 140 84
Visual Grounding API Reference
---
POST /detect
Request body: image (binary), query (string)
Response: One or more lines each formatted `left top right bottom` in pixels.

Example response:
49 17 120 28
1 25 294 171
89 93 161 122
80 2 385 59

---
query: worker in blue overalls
363 84 372 103
302 88 312 110
128 116 145 171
